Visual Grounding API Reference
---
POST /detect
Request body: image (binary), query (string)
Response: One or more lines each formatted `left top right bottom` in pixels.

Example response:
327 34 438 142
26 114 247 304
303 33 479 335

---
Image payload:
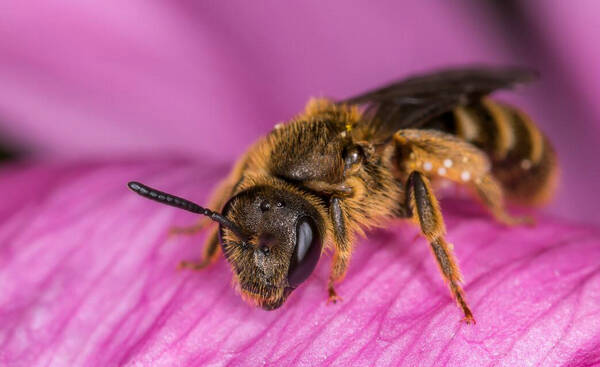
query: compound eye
287 216 322 288
344 145 363 170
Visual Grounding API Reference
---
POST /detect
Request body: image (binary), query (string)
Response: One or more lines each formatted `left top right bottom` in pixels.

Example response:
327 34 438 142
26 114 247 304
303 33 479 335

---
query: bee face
220 186 325 310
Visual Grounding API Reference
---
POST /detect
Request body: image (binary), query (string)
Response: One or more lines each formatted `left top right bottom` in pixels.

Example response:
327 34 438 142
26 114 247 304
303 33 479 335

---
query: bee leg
169 218 209 236
327 197 353 303
178 227 221 270
393 129 533 226
407 171 475 324
472 174 535 226
171 177 238 236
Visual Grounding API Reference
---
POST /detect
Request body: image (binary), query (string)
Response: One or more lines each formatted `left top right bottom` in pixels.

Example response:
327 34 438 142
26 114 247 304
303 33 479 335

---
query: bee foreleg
327 197 353 303
407 171 475 324
178 227 221 270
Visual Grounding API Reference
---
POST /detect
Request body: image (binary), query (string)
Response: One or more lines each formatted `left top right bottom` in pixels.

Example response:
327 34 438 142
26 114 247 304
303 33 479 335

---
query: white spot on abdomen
461 171 471 182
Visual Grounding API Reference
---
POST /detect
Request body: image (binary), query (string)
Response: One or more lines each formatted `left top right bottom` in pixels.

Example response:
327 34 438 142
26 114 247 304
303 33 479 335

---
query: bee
128 67 558 323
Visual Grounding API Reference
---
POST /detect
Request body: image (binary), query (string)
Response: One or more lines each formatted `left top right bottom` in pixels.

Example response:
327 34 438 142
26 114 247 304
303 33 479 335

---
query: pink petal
1 160 599 366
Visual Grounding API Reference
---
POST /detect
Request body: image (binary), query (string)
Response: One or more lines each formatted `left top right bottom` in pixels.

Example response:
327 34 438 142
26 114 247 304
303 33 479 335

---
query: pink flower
1 160 600 366
1 2 600 366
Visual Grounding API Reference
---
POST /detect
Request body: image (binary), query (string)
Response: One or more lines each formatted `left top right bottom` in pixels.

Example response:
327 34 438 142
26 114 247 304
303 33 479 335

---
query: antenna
127 181 248 242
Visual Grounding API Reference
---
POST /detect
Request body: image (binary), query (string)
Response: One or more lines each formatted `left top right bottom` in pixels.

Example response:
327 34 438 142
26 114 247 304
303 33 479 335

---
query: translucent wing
340 67 537 141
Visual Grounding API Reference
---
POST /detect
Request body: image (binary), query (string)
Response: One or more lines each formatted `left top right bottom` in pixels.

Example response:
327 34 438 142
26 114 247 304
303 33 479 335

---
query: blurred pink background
2 2 600 366
0 0 598 223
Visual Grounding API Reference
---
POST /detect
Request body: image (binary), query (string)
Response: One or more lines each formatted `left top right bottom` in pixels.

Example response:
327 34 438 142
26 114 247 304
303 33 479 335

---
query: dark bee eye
344 145 363 169
287 216 322 288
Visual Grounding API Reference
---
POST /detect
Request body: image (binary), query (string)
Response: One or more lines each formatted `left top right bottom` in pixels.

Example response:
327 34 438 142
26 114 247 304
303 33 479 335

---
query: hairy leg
327 197 353 303
394 129 531 227
169 177 236 236
169 218 210 236
178 227 221 270
407 171 475 323
472 174 533 226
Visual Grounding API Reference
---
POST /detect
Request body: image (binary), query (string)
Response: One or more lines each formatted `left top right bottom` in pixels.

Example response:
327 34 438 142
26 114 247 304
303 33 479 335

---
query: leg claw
327 287 342 304
461 314 476 325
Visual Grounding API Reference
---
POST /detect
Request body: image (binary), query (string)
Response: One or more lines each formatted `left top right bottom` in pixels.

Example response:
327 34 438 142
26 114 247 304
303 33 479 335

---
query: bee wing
340 67 537 140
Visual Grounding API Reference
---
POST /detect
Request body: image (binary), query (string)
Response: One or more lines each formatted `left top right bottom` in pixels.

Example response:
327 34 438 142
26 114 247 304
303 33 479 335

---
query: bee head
126 181 325 311
220 185 325 310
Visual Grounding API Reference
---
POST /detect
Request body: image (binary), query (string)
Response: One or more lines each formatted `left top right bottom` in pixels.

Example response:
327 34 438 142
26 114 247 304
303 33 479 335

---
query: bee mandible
128 67 558 323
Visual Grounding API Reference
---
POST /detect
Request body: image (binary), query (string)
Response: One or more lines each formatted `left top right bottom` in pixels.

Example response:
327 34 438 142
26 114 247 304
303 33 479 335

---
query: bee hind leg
178 227 221 270
472 174 534 226
407 171 475 324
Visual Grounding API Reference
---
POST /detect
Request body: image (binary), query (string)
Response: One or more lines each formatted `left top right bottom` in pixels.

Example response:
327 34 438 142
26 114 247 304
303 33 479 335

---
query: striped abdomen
425 98 558 205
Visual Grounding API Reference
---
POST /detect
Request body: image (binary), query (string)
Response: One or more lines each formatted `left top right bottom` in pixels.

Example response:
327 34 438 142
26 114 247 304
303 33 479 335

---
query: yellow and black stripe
426 98 558 205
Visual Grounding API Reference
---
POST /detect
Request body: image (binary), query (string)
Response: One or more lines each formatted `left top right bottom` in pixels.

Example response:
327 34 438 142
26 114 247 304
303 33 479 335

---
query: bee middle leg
394 129 531 227
173 179 237 267
171 178 237 236
178 226 221 270
406 171 475 323
169 218 210 236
